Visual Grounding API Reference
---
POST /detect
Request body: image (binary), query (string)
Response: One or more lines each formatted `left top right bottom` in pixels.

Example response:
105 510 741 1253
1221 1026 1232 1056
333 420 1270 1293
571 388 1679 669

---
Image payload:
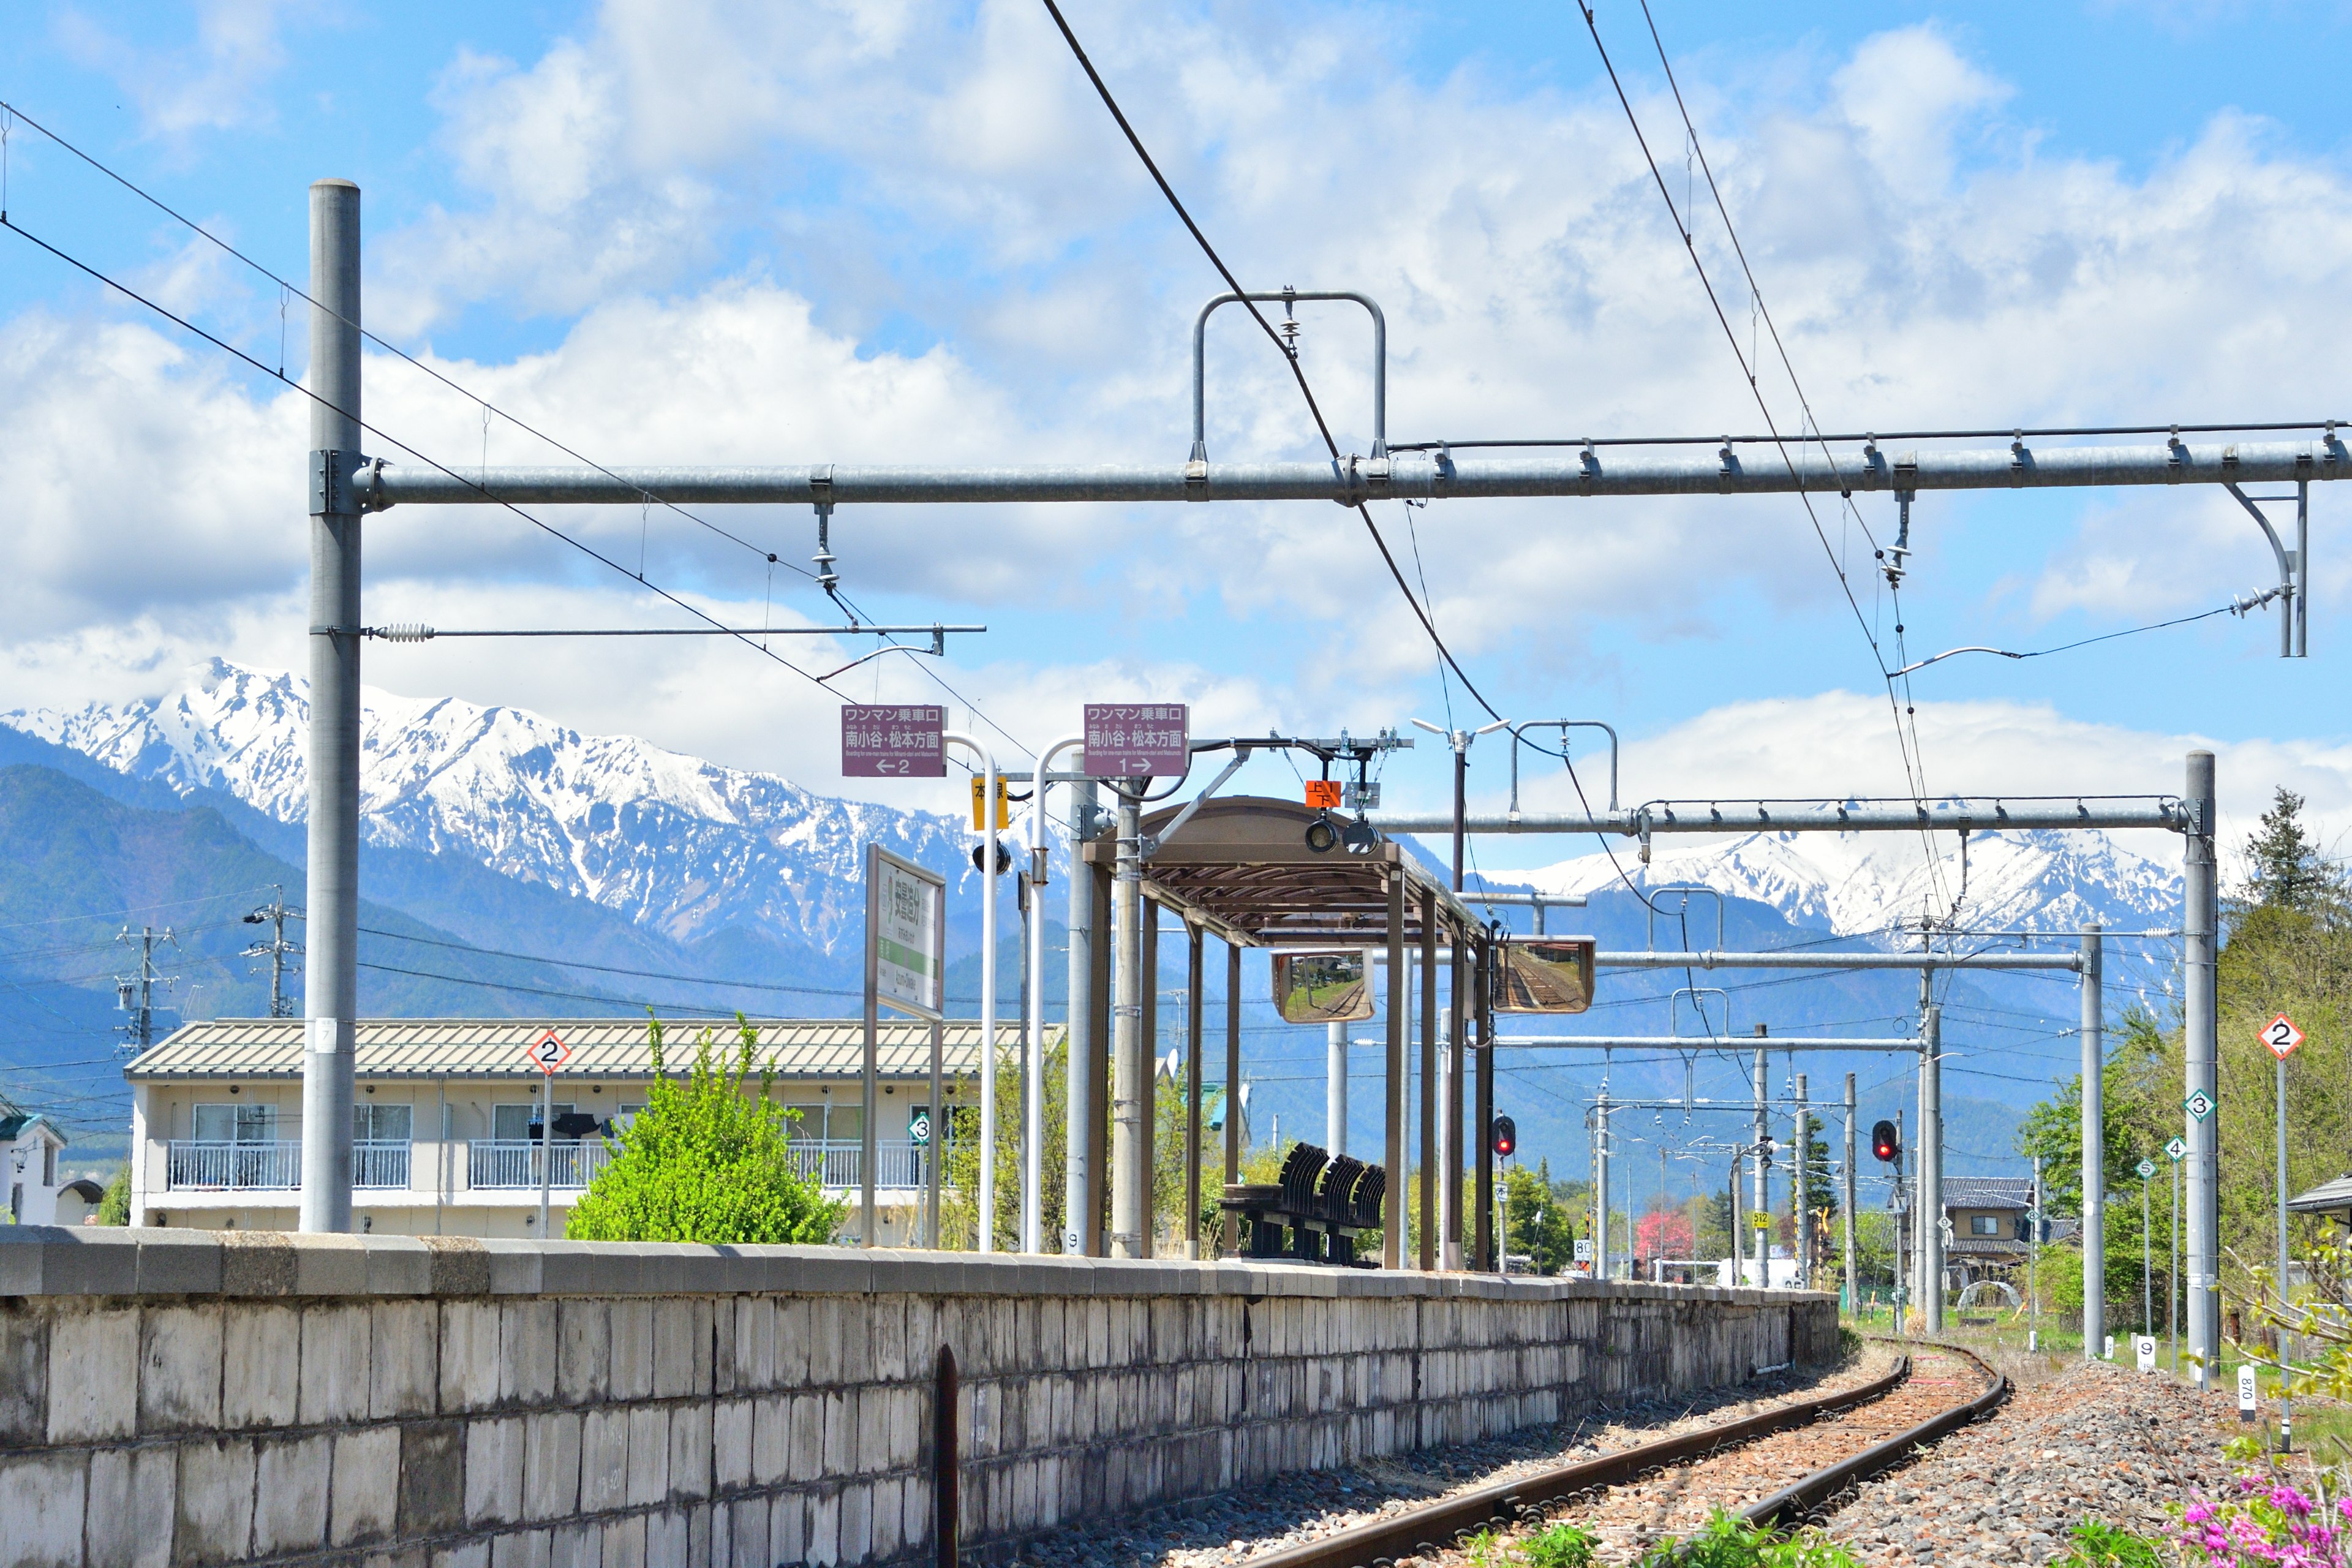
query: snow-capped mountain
1515 826 2182 940
2 658 989 957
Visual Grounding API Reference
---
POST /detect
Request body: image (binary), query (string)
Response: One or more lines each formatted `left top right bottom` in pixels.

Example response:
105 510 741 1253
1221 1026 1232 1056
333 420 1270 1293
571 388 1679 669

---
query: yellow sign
970 775 1010 831
1750 1212 1771 1230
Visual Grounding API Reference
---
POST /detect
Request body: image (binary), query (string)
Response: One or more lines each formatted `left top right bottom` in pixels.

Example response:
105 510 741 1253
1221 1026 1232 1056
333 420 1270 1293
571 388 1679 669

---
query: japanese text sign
1082 703 1189 778
871 850 944 1019
841 705 945 778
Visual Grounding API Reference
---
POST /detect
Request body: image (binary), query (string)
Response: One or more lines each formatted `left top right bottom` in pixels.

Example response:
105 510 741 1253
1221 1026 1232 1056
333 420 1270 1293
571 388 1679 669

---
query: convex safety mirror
1272 951 1374 1023
1493 937 1597 1014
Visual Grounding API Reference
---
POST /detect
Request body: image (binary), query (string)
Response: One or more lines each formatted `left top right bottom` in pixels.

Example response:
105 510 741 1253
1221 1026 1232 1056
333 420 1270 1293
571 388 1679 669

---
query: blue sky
4 0 2351 876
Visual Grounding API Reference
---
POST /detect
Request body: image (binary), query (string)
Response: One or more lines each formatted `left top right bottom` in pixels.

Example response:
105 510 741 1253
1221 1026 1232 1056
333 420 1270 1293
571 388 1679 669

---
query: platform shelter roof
1078 795 1482 949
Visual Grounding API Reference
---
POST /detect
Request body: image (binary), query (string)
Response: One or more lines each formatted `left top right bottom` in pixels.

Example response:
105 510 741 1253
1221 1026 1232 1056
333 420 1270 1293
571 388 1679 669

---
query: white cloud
53 0 304 140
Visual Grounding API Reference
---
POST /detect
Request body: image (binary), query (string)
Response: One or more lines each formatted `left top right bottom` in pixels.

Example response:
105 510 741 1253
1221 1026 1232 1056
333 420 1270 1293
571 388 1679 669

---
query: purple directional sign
841 705 946 777
1082 703 1189 778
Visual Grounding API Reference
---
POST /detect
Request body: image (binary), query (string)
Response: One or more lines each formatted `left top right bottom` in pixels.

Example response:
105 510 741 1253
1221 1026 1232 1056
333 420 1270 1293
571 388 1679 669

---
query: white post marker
2239 1363 2261 1422
2105 1335 2116 1360
525 1028 570 1237
2136 1334 2158 1373
2265 1011 2302 1453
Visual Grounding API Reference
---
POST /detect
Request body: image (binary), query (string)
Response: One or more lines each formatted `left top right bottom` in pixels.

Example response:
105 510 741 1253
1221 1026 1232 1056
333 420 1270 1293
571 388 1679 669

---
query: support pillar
1474 935 1495 1272
301 178 362 1235
2185 750 2220 1387
1224 942 1242 1254
1419 886 1438 1272
1384 868 1406 1270
1085 858 1112 1256
1795 1073 1811 1289
1109 789 1145 1258
1326 1019 1348 1158
1594 1087 1611 1280
2081 923 2105 1357
1139 898 1158 1255
1444 937 1466 1269
1062 781 1098 1256
1184 922 1204 1259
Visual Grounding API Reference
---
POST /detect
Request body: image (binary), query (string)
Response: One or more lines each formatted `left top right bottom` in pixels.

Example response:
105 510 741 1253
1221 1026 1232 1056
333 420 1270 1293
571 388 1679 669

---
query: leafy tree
940 1038 1070 1251
1637 1207 1694 1258
567 1013 844 1245
96 1163 130 1225
1502 1159 1575 1274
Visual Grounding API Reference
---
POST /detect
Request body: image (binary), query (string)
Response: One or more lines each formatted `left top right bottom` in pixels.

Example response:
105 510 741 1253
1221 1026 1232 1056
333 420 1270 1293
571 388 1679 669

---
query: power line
1036 0 1508 726
0 102 1035 763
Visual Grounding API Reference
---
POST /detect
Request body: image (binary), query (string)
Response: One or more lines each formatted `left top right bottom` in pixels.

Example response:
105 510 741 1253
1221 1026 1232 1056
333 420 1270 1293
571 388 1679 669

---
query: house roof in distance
1942 1177 2034 1210
124 1017 1047 1082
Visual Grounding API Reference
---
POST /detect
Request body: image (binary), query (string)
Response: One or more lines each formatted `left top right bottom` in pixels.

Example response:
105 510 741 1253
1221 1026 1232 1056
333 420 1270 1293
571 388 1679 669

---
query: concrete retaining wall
0 1229 1839 1567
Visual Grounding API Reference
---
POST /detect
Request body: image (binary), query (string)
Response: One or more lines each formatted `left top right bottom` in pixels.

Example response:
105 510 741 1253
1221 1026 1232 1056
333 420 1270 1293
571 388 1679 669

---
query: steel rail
350 438 2346 509
1237 1357 1913 1568
1744 1339 2009 1529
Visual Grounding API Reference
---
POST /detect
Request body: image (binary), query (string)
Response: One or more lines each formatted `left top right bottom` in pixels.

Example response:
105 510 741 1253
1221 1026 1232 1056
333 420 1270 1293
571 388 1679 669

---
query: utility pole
1919 987 1945 1334
1843 1073 1858 1316
1594 1085 1611 1281
2185 751 2220 1388
1063 778 1098 1256
115 925 178 1051
1110 782 1148 1260
301 177 363 1235
2082 923 2105 1360
241 887 304 1017
1794 1074 1811 1289
1751 1046 1770 1287
2030 1155 2042 1351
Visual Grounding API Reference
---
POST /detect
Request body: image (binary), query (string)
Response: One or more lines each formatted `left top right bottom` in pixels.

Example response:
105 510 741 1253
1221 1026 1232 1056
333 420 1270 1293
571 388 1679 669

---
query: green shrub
96 1163 130 1225
567 1013 844 1245
2054 1518 2167 1568
1635 1513 1863 1568
1525 1521 1599 1568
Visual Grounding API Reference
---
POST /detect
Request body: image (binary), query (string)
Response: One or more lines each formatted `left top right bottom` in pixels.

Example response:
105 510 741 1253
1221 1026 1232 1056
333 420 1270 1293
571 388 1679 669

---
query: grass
2051 1520 2169 1568
1629 1512 1864 1568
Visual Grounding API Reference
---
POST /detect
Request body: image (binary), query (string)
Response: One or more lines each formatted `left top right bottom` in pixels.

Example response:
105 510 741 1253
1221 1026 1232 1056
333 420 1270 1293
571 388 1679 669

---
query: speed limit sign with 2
524 1029 571 1075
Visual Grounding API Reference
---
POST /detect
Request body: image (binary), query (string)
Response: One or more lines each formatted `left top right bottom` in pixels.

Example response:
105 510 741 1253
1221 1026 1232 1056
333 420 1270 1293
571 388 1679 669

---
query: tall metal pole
1921 1004 1944 1334
2081 924 2105 1359
1474 935 1495 1272
300 178 361 1235
1327 1019 1348 1157
2278 1044 2293 1447
1110 786 1147 1259
1594 1087 1611 1281
2185 750 2220 1387
1419 886 1438 1272
1063 780 1097 1255
1843 1072 1858 1315
2030 1155 2041 1349
1184 922 1204 1260
1751 1049 1769 1287
537 1068 551 1237
1795 1074 1811 1290
1224 943 1241 1254
2171 1158 2180 1373
1384 868 1406 1269
1445 943 1466 1270
861 844 881 1246
2143 1170 2154 1336
973 747 1001 1254
926 1019 943 1248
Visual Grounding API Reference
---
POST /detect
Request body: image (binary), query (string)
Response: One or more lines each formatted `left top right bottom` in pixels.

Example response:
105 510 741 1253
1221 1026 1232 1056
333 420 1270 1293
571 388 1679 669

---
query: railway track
1244 1343 2007 1568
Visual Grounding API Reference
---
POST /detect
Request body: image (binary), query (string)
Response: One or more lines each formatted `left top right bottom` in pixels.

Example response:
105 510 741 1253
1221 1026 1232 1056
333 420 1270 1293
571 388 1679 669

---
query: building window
493 1102 573 1142
193 1103 279 1142
42 1144 56 1187
1970 1214 2001 1236
352 1104 414 1143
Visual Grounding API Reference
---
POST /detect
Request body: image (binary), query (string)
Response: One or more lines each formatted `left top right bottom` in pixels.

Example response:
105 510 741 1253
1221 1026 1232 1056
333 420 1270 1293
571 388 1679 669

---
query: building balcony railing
164 1139 411 1191
467 1139 612 1191
160 1136 946 1196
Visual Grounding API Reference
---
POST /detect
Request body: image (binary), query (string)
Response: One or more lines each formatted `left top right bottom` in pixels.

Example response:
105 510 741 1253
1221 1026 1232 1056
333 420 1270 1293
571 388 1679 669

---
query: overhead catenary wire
1580 3 1951 919
1035 0 1510 729
0 99 1037 764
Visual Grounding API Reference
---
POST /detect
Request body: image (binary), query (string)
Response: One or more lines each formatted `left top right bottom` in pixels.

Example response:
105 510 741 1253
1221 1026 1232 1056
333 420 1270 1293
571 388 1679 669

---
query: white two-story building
124 1016 1027 1241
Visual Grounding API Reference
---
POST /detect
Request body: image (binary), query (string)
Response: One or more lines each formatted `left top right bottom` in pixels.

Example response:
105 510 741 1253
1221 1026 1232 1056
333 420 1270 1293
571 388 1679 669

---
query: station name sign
1082 703 1188 778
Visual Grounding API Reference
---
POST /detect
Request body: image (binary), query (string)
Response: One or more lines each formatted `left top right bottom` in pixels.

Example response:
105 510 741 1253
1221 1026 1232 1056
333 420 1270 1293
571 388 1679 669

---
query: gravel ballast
1817 1358 2243 1567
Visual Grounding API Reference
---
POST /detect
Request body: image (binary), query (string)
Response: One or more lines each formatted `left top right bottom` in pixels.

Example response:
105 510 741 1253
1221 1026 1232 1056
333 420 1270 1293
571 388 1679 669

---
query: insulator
377 624 434 643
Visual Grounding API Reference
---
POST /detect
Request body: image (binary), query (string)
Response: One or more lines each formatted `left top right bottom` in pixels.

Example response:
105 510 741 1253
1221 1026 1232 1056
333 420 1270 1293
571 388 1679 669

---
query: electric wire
1386 418 2351 450
1580 4 1948 910
0 100 1035 762
1036 0 1510 727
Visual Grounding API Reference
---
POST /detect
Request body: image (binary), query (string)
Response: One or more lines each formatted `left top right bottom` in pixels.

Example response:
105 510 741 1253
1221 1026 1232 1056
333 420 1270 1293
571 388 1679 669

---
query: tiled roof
0 1112 64 1145
1943 1177 2034 1210
2291 1173 2352 1216
123 1017 1047 1082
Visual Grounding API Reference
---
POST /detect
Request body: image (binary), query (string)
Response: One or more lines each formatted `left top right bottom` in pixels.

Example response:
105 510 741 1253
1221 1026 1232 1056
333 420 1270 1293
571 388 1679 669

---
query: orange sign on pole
1303 780 1343 809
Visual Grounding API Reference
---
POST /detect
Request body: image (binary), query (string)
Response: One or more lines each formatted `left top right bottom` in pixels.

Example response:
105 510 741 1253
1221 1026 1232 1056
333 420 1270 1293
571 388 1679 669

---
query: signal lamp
1490 1115 1517 1158
1871 1120 1901 1164
1303 816 1338 853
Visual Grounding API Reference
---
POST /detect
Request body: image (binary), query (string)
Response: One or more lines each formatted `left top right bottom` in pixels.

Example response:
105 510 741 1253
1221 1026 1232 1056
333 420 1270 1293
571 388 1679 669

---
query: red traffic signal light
1871 1120 1901 1164
1490 1115 1517 1158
